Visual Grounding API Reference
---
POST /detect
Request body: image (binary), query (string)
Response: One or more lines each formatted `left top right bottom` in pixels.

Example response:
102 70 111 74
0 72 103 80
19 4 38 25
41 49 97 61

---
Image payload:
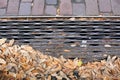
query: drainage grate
0 20 120 61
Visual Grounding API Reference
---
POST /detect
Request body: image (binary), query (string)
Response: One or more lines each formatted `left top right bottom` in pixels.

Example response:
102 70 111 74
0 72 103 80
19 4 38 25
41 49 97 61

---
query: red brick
7 0 20 15
32 0 44 15
60 0 72 16
111 0 120 15
85 0 99 16
98 0 111 12
0 0 7 8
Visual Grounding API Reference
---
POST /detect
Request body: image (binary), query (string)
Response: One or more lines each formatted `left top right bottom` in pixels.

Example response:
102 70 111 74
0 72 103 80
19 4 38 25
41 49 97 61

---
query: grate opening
0 20 120 61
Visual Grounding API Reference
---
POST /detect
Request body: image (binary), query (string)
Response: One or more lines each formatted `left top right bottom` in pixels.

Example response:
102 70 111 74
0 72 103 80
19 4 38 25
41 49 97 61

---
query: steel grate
0 20 120 61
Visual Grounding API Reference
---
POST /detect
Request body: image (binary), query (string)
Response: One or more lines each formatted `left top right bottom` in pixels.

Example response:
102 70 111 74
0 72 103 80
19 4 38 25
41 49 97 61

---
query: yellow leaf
78 60 82 66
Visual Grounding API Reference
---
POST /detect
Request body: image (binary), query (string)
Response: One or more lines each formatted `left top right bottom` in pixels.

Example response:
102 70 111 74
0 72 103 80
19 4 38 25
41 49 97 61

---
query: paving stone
0 9 6 15
73 3 85 16
111 0 120 15
60 0 72 16
98 0 111 12
32 0 44 15
45 6 56 15
22 0 33 2
101 13 111 16
19 3 31 15
46 0 57 5
85 0 99 16
0 0 7 8
7 0 20 15
74 0 84 3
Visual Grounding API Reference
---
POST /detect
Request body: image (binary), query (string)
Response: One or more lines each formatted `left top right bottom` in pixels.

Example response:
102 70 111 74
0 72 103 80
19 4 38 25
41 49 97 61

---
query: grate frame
0 20 120 62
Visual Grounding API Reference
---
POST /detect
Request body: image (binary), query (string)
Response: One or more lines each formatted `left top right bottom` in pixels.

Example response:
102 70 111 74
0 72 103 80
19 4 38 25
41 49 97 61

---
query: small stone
71 44 76 47
82 40 87 43
81 45 87 47
104 44 111 47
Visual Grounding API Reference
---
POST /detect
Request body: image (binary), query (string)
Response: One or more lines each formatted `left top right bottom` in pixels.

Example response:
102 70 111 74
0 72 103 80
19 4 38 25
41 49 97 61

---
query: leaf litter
0 38 119 80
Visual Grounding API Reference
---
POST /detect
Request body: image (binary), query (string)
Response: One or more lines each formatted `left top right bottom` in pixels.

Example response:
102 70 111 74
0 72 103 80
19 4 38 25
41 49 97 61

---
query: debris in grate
0 20 120 61
0 38 120 80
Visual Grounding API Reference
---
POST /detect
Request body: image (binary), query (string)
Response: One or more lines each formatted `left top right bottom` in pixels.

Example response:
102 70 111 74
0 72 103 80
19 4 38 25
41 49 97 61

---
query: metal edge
0 16 120 18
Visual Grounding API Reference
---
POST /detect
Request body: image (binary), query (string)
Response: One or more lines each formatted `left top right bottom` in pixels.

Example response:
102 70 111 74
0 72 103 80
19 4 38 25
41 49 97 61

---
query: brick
73 3 85 16
0 0 7 8
111 0 120 15
101 13 111 16
46 0 57 5
85 0 99 16
22 0 33 2
7 0 20 15
32 0 44 15
75 0 84 3
60 0 72 16
0 9 6 15
98 0 111 12
19 3 31 15
45 6 56 15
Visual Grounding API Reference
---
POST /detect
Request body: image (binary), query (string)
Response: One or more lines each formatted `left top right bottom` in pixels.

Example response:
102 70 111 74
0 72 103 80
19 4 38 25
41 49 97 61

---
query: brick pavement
0 0 120 16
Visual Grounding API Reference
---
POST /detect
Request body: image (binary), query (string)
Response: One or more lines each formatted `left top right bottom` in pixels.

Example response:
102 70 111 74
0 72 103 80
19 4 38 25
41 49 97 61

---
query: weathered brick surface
0 0 119 16
60 0 72 16
46 0 57 5
19 3 31 15
111 0 120 15
0 9 6 15
45 6 56 15
75 0 84 3
98 0 111 12
32 0 44 15
22 0 33 2
101 13 111 16
73 3 85 16
7 0 20 15
85 0 99 16
0 0 7 8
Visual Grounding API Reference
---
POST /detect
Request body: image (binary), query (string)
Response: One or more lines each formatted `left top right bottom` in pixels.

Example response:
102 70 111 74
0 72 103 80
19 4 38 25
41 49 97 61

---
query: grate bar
0 20 120 61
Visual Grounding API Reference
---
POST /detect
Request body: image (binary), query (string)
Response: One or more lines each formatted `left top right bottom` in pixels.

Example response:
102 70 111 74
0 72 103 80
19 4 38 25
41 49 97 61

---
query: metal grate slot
0 20 120 61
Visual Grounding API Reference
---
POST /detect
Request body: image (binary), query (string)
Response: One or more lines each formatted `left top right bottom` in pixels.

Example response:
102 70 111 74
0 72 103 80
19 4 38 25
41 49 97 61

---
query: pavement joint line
0 0 120 16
